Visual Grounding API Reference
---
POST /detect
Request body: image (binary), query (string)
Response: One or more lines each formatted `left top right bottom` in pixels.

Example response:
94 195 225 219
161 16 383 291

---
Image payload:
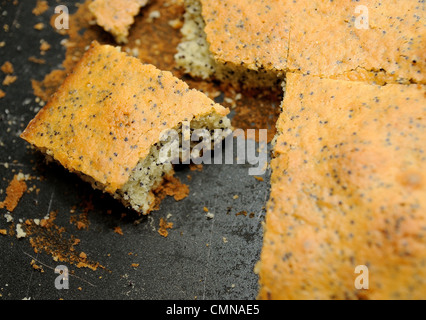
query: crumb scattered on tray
30 259 44 272
2 75 17 86
236 211 247 217
70 211 90 230
0 174 28 212
28 56 46 64
16 223 27 238
0 89 5 99
158 217 173 237
24 211 104 271
40 40 51 54
32 0 49 16
34 22 45 30
1 61 14 74
205 212 214 219
152 174 189 210
189 164 203 172
114 226 124 235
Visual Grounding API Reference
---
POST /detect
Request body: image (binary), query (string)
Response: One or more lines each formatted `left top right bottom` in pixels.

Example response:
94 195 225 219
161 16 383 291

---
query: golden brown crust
258 73 426 299
0 175 28 212
288 0 425 84
1 61 14 74
199 0 425 84
200 0 290 73
21 41 229 194
89 0 149 43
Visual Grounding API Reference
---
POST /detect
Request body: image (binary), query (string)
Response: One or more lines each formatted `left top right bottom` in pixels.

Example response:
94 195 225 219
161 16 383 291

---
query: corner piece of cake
21 41 230 215
89 0 149 44
175 0 289 88
176 0 424 87
257 73 426 299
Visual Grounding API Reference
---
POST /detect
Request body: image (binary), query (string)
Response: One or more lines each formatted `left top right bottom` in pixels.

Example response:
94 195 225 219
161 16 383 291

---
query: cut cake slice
175 0 289 88
21 41 230 214
176 0 425 87
257 73 426 299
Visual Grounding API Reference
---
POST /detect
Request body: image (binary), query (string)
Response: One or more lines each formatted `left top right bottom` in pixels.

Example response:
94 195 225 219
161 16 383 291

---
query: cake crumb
254 176 264 182
0 174 28 212
32 0 49 16
16 223 27 238
233 195 239 200
236 211 247 217
0 89 5 99
40 40 51 54
158 218 173 237
30 259 44 272
206 212 214 219
0 229 7 235
2 75 17 86
153 174 189 208
1 61 14 74
203 206 209 212
34 22 45 30
28 56 46 64
131 263 140 268
189 164 203 171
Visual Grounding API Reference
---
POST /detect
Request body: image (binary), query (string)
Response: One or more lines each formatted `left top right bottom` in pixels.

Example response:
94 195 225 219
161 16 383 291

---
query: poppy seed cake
176 0 425 87
21 41 230 214
257 73 426 299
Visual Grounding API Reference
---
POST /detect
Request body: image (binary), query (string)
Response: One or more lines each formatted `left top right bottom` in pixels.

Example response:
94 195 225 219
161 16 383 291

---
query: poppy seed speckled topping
21 41 230 213
258 73 426 299
177 0 425 86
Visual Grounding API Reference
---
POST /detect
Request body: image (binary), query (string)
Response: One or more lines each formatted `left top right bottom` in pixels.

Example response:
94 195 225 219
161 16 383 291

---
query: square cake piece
176 0 425 86
257 73 426 299
89 0 149 43
288 0 425 85
175 0 290 88
21 41 230 214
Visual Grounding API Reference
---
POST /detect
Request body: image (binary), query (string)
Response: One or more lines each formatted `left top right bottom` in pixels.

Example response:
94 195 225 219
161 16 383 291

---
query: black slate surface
0 0 272 300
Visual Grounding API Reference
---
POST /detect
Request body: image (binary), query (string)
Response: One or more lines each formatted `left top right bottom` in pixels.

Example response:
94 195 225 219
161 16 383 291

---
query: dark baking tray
0 0 271 300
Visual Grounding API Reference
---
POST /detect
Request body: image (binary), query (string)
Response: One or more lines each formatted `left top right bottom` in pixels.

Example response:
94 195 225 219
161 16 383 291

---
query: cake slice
89 0 149 43
288 0 425 85
175 0 290 88
257 73 426 299
176 0 425 87
21 41 230 214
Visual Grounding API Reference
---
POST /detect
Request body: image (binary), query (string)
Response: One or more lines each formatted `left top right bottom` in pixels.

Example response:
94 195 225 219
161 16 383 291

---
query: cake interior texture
114 112 230 213
41 106 230 215
20 41 230 215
